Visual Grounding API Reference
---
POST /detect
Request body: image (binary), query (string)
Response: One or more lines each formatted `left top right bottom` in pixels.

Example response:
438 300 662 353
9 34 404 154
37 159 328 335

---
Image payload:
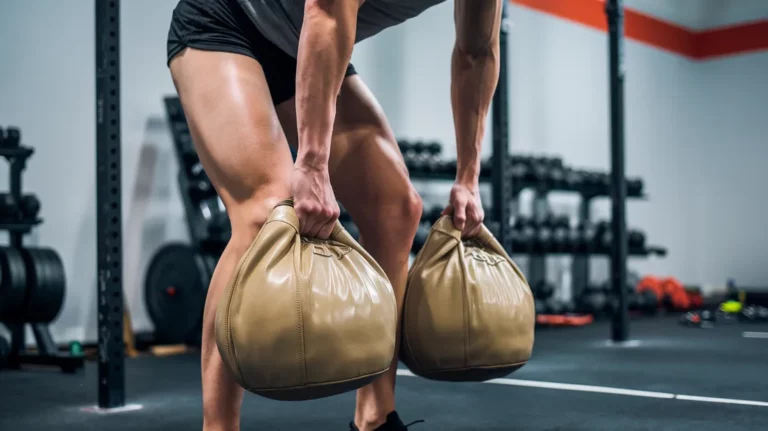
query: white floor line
743 331 768 339
674 395 768 408
396 369 768 408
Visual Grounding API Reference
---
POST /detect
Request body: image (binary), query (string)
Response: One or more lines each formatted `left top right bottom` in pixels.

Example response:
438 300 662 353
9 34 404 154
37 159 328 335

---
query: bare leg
277 75 422 431
170 48 293 431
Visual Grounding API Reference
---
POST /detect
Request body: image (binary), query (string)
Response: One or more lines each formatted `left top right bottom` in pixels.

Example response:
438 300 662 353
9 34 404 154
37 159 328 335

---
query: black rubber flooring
1 316 767 430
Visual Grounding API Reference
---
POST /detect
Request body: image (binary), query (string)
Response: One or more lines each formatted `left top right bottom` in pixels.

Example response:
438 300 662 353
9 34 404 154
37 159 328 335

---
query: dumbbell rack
523 174 665 300
0 129 84 373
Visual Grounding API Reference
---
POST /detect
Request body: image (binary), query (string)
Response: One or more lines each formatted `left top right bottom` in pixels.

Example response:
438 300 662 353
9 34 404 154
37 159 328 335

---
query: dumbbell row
403 153 644 197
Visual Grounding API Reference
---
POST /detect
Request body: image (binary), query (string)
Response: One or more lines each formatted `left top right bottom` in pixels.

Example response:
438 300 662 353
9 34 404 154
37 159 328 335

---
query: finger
317 220 336 240
297 206 319 237
312 206 336 239
453 202 467 231
464 221 483 238
441 205 453 216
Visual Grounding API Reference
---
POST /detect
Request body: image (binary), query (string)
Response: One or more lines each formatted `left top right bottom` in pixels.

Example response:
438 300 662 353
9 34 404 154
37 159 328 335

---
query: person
166 0 502 430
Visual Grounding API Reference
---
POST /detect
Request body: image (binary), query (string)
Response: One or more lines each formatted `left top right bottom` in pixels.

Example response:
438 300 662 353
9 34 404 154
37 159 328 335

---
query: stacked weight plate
0 246 66 324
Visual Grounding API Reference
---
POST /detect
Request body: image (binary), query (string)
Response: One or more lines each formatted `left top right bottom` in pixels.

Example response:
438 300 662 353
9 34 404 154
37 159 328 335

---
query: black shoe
349 411 425 431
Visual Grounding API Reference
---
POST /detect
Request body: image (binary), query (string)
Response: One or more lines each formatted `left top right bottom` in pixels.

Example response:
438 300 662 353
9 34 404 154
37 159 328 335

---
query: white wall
0 1 765 343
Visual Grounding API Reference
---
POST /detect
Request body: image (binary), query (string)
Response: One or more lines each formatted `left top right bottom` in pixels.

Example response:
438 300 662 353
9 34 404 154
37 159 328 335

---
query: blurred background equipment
0 126 83 374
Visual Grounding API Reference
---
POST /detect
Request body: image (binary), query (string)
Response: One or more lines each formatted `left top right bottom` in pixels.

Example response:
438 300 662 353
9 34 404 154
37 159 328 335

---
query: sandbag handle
432 215 505 255
274 197 345 240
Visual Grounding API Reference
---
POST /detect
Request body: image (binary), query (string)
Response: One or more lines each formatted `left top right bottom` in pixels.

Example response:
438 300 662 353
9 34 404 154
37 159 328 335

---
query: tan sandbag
215 199 397 401
401 216 535 381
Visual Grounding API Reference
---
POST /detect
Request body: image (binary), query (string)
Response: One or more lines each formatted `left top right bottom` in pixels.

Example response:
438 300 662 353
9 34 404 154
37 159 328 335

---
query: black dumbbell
577 221 597 253
636 290 658 315
551 224 569 252
577 291 608 315
3 127 21 148
512 217 536 251
626 177 644 196
544 297 565 315
425 141 441 156
563 169 582 190
628 229 646 252
0 194 20 221
397 139 413 155
533 280 556 300
20 195 41 220
509 162 528 183
480 159 493 178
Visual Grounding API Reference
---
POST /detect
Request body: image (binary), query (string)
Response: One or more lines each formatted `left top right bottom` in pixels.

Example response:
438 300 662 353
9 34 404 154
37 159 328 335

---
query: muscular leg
170 48 293 431
277 75 423 431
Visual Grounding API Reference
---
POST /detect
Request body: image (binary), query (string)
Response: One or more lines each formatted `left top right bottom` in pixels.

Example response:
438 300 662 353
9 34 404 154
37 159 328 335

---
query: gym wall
0 0 765 344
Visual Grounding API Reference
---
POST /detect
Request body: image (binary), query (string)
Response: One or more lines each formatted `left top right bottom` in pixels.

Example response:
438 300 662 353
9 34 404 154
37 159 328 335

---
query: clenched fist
291 163 340 239
442 182 484 238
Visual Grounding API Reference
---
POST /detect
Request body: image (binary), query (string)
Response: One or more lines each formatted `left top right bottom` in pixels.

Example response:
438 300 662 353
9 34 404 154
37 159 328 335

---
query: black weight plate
21 248 65 323
145 244 210 344
42 249 66 320
0 247 27 322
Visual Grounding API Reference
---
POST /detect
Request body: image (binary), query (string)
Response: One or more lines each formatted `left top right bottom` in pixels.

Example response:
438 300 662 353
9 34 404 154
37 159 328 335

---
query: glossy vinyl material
401 216 535 381
215 200 397 401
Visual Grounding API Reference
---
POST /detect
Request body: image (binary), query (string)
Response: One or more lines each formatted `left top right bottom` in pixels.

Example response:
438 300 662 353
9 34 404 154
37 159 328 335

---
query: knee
369 185 423 239
225 196 283 254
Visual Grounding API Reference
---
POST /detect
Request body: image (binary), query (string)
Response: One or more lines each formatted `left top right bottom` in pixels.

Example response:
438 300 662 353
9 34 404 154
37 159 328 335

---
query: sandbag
215 199 397 401
401 216 535 381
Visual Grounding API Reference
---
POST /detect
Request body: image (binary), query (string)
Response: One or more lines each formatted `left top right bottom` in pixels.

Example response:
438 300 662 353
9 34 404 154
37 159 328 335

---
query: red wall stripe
510 0 768 60
696 21 768 59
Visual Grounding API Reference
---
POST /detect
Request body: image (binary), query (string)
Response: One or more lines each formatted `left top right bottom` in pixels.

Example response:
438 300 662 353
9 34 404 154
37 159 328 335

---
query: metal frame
606 0 629 341
491 1 513 251
95 0 126 408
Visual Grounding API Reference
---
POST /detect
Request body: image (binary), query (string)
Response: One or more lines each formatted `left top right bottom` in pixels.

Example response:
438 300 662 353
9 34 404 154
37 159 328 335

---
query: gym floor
1 316 766 431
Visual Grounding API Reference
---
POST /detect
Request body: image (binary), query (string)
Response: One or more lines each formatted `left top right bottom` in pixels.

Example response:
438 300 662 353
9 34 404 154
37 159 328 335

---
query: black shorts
167 0 357 105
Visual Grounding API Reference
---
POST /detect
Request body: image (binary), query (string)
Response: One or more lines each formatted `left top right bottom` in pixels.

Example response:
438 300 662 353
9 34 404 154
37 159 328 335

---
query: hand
442 182 484 238
291 162 340 239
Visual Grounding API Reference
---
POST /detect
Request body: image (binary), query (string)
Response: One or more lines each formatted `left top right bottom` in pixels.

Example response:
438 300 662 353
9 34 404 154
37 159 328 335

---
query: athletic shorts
167 0 357 106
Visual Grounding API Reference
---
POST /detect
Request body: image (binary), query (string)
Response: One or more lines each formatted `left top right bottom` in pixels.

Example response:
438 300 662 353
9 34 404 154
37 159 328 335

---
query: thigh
276 75 413 225
170 48 293 234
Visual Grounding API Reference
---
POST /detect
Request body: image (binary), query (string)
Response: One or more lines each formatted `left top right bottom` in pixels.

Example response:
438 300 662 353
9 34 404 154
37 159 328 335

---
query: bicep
454 0 502 55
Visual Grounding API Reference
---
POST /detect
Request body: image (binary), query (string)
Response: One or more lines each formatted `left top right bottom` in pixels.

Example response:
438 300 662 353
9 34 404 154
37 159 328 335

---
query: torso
236 0 447 57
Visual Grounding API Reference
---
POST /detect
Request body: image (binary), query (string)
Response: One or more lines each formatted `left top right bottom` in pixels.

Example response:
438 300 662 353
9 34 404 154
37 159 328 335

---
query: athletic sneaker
349 411 424 430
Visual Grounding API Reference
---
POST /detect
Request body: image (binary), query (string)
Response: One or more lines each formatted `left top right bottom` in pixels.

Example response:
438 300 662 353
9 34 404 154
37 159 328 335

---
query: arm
292 0 361 238
451 0 502 186
294 0 361 170
446 0 502 236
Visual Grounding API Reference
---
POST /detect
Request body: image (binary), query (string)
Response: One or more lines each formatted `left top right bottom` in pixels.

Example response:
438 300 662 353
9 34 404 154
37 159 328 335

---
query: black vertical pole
96 0 126 408
606 0 629 342
492 1 512 251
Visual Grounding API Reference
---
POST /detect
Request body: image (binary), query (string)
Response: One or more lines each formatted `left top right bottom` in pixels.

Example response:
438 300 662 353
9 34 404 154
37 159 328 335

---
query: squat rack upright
95 0 125 409
93 0 630 410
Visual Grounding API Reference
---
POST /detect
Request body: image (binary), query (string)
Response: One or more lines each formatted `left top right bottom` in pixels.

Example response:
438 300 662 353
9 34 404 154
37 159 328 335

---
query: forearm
451 45 499 186
295 1 356 170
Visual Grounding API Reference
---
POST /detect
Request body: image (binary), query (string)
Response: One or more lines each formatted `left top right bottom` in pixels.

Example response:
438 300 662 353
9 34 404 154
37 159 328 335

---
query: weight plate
0 247 27 322
145 244 210 345
0 247 26 321
20 247 65 323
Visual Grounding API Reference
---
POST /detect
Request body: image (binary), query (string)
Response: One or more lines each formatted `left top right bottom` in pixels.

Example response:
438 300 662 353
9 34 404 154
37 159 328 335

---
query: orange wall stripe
510 0 768 60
